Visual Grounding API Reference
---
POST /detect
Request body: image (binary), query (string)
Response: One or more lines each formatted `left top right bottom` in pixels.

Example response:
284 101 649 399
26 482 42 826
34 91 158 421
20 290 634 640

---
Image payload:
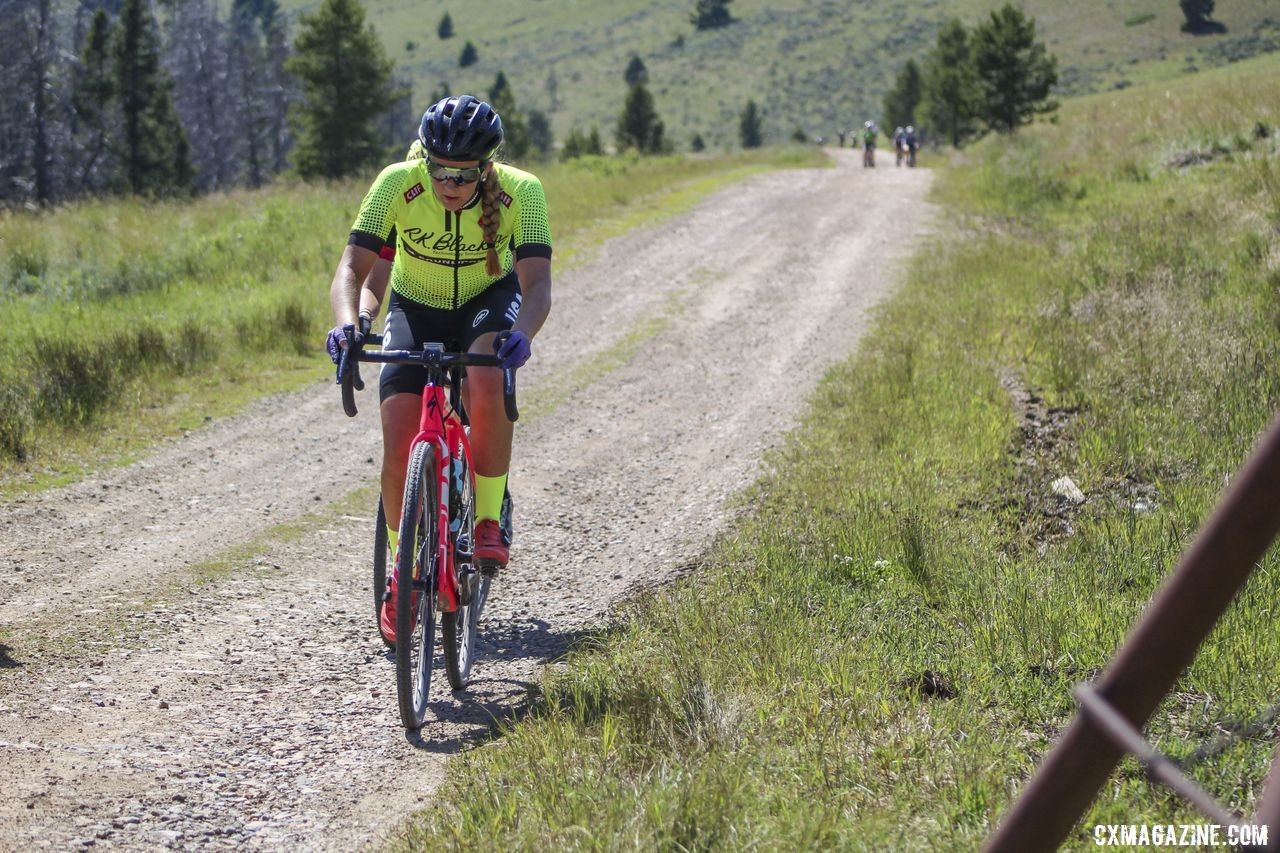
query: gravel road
0 149 933 849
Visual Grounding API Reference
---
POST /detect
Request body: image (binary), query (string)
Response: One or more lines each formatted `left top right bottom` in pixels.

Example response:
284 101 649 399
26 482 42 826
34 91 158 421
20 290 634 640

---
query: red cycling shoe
380 562 422 647
379 576 398 646
474 519 509 571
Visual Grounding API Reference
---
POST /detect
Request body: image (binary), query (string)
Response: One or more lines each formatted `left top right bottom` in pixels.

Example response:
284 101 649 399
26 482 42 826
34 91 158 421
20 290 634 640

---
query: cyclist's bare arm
512 256 552 340
360 258 392 321
330 244 379 326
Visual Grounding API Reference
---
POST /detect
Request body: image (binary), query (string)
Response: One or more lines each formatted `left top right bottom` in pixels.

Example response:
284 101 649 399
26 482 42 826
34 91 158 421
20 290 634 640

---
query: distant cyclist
325 95 553 644
861 120 877 168
904 125 919 167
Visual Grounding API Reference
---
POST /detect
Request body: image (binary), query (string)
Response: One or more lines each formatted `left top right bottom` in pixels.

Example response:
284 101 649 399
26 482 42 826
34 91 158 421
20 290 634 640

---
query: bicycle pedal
457 568 478 605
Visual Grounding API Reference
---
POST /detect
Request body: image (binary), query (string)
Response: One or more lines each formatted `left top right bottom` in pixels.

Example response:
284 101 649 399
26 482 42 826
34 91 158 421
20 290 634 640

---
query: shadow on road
0 644 20 670
399 618 605 753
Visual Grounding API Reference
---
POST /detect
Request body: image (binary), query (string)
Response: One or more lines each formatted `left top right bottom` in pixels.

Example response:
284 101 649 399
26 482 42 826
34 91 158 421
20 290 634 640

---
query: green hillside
278 0 1280 148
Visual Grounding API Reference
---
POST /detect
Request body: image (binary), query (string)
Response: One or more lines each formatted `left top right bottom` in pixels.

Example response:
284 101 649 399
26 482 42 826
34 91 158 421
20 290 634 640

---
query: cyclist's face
429 156 485 211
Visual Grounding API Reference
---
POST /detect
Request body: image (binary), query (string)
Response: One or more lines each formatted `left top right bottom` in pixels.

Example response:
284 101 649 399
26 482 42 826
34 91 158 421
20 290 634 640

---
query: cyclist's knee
465 366 504 403
380 394 419 459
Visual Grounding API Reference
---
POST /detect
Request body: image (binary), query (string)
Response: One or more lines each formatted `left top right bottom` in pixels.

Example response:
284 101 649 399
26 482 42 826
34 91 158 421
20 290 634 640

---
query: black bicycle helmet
418 95 504 162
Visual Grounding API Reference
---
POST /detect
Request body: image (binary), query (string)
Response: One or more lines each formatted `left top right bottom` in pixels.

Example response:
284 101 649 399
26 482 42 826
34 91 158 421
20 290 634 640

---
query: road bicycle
339 332 518 730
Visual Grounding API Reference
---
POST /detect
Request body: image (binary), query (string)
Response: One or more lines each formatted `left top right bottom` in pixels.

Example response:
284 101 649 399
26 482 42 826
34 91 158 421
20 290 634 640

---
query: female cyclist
325 95 553 645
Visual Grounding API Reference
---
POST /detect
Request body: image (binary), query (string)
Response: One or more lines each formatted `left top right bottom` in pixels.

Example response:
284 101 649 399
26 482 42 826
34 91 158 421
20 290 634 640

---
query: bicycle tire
373 498 393 648
442 449 487 690
395 442 439 730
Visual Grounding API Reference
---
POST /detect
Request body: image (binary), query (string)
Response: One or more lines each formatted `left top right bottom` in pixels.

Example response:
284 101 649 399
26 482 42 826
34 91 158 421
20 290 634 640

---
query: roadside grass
0 146 823 494
397 56 1280 849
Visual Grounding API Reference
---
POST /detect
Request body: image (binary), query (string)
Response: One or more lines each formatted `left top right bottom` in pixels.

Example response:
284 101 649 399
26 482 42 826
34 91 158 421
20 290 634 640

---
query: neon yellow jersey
348 161 552 309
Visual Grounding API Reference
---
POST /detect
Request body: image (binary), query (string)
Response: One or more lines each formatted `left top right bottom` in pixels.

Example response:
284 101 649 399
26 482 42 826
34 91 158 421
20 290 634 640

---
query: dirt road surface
0 149 933 849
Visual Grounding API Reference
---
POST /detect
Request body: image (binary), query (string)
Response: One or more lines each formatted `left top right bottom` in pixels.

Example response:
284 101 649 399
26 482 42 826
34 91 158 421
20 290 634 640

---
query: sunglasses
426 160 485 186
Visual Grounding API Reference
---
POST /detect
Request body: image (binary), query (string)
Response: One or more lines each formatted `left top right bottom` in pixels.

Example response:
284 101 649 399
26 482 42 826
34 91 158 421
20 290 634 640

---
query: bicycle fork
429 435 460 614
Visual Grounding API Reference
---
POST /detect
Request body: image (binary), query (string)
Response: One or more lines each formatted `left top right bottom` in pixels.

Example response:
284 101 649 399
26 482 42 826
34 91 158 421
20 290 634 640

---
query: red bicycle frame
410 380 473 614
338 333 518 614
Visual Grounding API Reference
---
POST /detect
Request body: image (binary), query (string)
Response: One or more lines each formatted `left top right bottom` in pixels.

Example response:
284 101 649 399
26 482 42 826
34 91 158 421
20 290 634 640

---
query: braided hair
477 164 505 277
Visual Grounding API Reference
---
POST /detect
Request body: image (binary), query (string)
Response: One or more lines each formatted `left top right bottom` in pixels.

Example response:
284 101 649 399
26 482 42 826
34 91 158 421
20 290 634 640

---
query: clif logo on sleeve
404 182 425 203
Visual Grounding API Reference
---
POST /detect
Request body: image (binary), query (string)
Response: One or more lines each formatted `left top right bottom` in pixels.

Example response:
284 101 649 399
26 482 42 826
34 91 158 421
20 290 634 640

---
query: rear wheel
442 448 488 690
373 499 392 648
395 442 439 730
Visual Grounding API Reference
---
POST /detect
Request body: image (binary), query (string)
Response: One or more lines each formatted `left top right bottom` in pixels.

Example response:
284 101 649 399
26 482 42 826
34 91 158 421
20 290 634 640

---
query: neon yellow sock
387 526 398 559
474 473 508 522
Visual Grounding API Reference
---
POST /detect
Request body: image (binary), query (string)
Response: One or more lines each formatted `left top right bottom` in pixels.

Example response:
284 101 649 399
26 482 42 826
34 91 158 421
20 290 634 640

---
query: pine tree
72 9 118 191
1180 0 1218 33
262 11 293 176
882 59 922 131
490 70 511 106
459 40 478 67
379 72 413 158
287 0 397 179
526 109 553 160
229 0 270 186
691 0 733 30
739 99 762 148
115 0 193 194
166 0 236 191
616 83 664 153
438 12 453 39
234 0 280 26
921 18 978 147
0 0 35 201
971 4 1058 133
30 0 56 202
561 126 603 160
545 68 559 112
624 55 648 86
488 71 529 161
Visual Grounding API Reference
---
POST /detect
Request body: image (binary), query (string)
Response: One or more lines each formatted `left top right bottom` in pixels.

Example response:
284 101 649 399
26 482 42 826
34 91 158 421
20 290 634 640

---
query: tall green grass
397 55 1280 850
0 147 823 483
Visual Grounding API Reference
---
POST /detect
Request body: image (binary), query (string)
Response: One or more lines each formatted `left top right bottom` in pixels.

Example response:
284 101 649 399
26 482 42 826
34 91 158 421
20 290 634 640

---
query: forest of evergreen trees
0 0 305 204
1 0 1062 206
1 0 420 206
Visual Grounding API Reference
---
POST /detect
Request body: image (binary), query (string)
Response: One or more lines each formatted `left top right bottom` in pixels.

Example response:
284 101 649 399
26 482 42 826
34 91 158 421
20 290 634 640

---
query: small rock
158 700 170 710
1050 476 1085 505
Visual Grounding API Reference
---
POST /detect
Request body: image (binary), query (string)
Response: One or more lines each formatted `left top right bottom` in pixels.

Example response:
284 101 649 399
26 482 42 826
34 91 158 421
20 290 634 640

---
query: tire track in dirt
0 149 933 849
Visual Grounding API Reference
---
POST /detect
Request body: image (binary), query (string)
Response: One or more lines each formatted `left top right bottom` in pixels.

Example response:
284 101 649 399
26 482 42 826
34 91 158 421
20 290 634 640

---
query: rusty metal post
1252 746 1280 851
987 417 1280 851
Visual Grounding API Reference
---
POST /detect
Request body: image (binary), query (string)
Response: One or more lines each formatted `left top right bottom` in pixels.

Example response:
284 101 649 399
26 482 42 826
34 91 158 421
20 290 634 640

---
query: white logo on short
504 294 522 324
472 309 490 328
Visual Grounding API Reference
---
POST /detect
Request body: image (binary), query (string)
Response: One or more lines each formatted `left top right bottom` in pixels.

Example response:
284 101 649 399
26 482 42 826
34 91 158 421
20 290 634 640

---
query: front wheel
395 442 439 730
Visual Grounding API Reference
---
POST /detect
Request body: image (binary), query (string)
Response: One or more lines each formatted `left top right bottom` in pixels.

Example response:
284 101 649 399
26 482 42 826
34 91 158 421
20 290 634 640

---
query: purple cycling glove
325 323 363 365
496 330 531 369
